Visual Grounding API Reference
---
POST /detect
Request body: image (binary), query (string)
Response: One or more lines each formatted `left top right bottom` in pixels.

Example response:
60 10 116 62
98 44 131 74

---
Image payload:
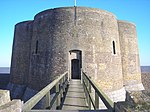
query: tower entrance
69 50 82 80
71 59 80 79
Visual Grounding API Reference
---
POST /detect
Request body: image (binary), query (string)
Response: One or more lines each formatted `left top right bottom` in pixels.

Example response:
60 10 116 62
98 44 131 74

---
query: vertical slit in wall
113 41 116 54
35 40 38 54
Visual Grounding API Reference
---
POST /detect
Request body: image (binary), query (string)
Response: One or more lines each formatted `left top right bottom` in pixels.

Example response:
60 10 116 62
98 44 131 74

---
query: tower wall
75 8 125 102
24 7 125 102
28 8 75 91
76 8 124 92
118 20 144 91
8 21 33 98
9 7 144 103
10 21 33 85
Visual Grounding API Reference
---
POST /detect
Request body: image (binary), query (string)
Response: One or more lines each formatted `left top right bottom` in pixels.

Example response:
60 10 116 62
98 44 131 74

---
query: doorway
71 59 80 79
69 50 82 80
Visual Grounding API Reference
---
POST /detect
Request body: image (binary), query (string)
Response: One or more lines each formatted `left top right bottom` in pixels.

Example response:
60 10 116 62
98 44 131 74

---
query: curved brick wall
9 21 33 98
75 7 123 92
28 7 74 90
118 20 144 91
25 7 124 92
10 21 33 85
9 7 143 103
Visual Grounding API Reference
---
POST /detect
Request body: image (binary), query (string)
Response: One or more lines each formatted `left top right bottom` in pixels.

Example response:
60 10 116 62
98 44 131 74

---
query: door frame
68 50 82 80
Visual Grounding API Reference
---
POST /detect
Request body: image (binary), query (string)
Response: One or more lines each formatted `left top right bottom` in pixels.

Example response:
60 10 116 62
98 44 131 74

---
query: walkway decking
62 80 88 110
22 72 113 112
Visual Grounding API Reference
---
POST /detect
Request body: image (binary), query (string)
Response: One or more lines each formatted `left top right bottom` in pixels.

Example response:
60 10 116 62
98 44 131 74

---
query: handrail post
82 71 114 111
56 82 60 109
95 92 99 110
88 80 91 109
22 71 68 111
82 74 86 96
45 91 50 109
85 75 89 101
63 75 66 93
81 70 83 84
60 77 64 99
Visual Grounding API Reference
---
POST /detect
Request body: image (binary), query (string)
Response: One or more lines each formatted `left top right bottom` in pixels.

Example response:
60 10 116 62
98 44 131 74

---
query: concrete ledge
125 83 145 91
0 100 22 112
0 90 10 106
107 87 126 102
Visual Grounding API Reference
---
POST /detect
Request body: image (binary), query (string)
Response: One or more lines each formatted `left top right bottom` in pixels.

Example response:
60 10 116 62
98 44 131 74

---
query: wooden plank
82 72 114 110
56 82 60 109
45 91 50 109
22 72 68 111
95 92 99 109
83 79 95 109
62 80 88 110
88 81 91 110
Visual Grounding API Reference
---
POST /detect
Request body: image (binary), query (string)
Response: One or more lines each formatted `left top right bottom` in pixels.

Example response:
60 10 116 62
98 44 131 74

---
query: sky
0 0 150 67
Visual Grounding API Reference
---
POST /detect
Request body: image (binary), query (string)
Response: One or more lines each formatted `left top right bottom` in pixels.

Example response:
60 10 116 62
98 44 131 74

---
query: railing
82 71 114 111
22 71 68 112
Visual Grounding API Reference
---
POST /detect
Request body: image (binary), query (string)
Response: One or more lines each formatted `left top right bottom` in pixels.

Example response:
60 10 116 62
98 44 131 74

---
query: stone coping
118 20 136 26
34 6 117 19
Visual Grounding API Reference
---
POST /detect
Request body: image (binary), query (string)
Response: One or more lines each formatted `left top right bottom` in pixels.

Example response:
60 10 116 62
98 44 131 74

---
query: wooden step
62 79 88 110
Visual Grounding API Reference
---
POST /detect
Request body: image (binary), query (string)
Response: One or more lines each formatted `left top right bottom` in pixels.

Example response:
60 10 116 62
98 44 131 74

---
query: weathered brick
9 7 143 103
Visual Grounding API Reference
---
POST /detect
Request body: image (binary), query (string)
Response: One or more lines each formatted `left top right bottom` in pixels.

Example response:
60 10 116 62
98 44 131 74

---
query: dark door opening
71 59 80 79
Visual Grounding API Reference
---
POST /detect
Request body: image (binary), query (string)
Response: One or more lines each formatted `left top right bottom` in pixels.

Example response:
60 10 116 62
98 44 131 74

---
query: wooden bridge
22 71 114 112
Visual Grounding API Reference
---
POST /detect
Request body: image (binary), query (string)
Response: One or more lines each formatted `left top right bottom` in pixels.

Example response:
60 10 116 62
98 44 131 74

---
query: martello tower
8 7 144 102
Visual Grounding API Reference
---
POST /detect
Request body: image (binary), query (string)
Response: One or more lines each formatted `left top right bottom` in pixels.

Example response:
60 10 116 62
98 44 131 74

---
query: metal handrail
22 71 68 111
82 71 114 111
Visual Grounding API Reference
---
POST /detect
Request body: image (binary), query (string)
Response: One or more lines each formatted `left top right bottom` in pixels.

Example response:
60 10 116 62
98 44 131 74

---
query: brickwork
10 21 33 85
118 20 144 91
9 7 143 103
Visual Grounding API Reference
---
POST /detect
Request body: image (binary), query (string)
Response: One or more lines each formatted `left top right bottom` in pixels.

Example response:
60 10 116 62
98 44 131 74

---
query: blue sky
0 0 150 67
